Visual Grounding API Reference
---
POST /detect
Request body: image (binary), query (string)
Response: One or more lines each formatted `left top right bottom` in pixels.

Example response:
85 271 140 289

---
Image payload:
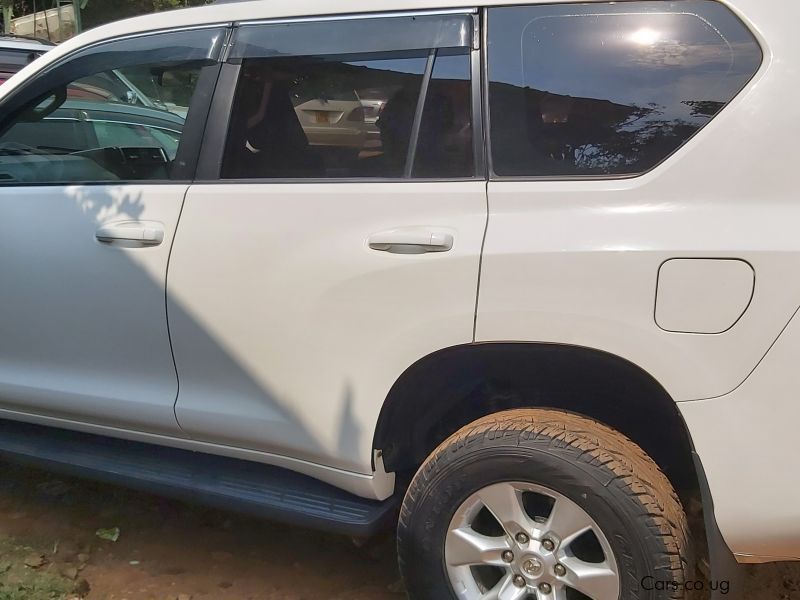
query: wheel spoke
552 583 571 600
476 483 534 536
480 575 528 600
560 557 620 600
445 481 620 600
447 527 512 567
546 496 594 545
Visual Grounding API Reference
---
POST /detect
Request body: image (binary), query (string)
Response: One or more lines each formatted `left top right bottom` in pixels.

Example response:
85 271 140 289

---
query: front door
0 27 224 435
169 12 487 473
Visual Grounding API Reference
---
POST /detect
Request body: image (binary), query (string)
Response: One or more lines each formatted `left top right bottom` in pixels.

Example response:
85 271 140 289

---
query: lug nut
538 582 552 595
541 538 555 552
513 575 527 588
515 532 529 544
502 550 515 563
554 563 566 577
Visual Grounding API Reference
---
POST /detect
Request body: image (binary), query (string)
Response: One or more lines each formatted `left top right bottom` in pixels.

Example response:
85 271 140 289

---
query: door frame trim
194 61 241 181
194 11 486 183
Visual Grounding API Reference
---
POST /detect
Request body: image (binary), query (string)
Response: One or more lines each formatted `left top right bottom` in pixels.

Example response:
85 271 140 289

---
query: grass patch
0 537 74 600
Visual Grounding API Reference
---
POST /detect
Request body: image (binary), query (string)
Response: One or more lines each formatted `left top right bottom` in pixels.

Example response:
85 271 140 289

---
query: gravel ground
0 460 796 600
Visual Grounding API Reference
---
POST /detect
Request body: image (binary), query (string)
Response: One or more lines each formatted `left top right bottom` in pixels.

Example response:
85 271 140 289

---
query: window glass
0 49 42 71
0 49 46 86
222 49 475 180
222 52 430 179
0 28 223 184
4 117 92 155
414 51 473 178
487 1 762 177
93 121 182 161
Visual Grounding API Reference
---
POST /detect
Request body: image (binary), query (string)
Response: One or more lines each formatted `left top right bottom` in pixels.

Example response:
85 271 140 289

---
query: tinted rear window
487 0 763 177
0 49 41 72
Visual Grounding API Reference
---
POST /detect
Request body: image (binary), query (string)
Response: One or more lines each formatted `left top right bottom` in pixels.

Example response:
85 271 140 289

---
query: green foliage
0 577 71 600
152 0 205 9
0 538 72 600
1 0 212 30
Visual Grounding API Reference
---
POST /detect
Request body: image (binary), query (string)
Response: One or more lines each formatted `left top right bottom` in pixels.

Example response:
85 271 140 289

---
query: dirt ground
0 460 797 600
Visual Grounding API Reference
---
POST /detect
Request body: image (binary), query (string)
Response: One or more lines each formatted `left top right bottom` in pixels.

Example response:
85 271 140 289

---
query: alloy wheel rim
445 481 620 600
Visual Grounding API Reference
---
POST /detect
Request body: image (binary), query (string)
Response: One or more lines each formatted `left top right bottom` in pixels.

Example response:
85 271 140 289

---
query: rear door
168 11 487 474
0 28 224 435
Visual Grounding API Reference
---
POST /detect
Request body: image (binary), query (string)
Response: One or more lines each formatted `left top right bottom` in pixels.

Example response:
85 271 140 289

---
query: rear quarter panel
477 0 800 558
478 0 800 403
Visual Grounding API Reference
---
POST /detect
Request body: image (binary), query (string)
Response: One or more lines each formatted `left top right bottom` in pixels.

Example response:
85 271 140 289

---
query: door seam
473 180 489 342
166 185 191 433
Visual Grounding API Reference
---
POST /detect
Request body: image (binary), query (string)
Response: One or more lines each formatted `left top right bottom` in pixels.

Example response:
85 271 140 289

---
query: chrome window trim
238 8 478 27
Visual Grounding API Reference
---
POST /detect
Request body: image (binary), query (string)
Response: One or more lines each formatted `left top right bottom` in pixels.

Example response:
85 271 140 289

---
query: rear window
0 49 41 73
487 0 763 178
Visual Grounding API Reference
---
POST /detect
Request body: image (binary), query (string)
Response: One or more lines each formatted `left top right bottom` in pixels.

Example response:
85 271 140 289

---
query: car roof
0 0 481 96
0 0 759 99
0 36 54 53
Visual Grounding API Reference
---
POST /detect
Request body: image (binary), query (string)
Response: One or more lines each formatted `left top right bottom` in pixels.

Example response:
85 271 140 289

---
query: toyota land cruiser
0 1 793 598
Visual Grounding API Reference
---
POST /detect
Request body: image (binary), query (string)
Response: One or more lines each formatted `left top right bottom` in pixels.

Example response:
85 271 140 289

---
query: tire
397 408 691 600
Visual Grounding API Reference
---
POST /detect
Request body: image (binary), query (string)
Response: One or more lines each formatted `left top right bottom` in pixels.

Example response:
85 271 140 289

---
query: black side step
0 419 397 538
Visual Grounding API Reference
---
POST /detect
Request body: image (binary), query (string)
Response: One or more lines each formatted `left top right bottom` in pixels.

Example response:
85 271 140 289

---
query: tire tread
398 408 691 599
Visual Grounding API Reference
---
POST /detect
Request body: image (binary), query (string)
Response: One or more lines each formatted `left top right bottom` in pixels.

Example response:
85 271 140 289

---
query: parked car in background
291 75 387 162
0 35 54 84
0 99 183 182
0 2 795 599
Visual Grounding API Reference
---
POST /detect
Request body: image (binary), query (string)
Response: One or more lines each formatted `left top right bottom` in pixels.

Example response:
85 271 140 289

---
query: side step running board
0 419 397 538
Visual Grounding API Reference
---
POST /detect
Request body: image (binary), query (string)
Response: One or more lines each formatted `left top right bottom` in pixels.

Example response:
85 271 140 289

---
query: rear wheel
397 409 691 599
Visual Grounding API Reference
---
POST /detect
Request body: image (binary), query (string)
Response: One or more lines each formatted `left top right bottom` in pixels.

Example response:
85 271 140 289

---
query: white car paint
475 0 800 559
0 185 184 434
678 306 800 562
0 0 795 563
167 182 485 478
655 259 755 334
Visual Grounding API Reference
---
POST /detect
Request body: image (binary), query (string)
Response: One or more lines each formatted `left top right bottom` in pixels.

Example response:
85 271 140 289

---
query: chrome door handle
368 227 454 254
96 221 164 245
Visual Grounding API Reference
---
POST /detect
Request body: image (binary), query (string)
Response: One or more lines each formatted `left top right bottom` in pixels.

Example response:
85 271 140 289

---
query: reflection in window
222 50 474 179
0 62 203 183
0 49 43 72
414 51 473 178
488 0 762 177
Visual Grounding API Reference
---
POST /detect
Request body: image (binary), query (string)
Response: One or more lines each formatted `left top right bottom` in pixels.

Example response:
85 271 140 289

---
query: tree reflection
491 83 731 176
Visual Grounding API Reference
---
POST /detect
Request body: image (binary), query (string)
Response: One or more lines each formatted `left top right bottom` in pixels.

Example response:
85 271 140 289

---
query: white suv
0 1 792 598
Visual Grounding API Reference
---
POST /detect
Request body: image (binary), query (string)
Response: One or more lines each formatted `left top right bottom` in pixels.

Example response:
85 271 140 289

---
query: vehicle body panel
476 0 800 560
679 308 800 560
0 185 185 436
168 181 486 475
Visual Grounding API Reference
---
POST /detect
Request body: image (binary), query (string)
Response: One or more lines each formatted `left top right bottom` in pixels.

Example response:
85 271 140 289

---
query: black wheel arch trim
373 341 691 473
692 451 743 600
373 341 738 585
